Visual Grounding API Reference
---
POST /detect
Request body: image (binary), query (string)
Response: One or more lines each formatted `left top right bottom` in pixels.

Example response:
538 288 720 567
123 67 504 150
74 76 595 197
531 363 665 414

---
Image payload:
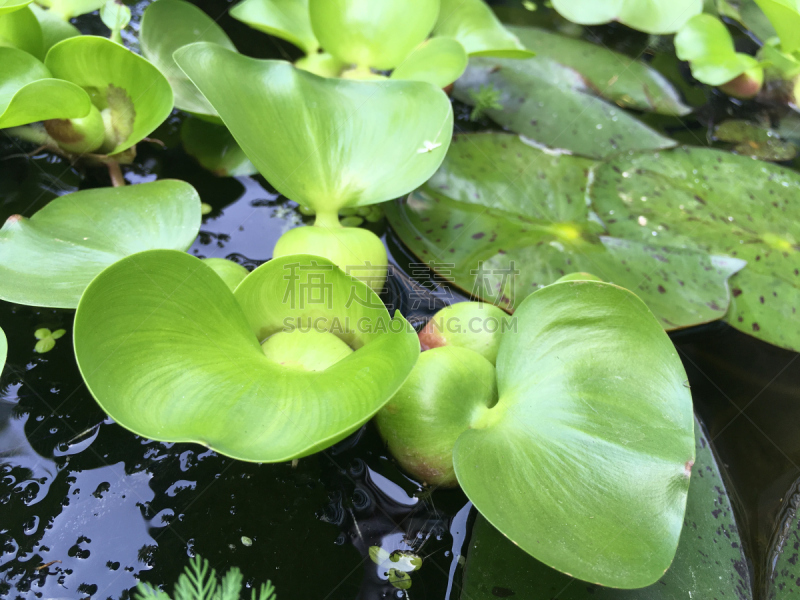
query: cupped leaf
35 0 105 19
74 251 419 462
0 5 43 59
390 37 467 88
175 43 453 213
230 0 318 55
0 0 33 16
675 14 759 86
308 0 440 70
386 133 742 329
141 0 236 116
754 0 800 54
181 117 257 177
454 280 694 588
0 180 201 308
509 26 690 116
453 57 675 158
417 302 510 364
202 258 250 291
461 419 752 599
45 35 174 155
29 4 79 54
433 0 532 58
0 46 91 128
589 146 800 351
0 326 6 373
551 0 703 34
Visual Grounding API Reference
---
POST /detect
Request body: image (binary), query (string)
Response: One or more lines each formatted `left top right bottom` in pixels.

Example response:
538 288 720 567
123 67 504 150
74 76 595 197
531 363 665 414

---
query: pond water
1 1 800 599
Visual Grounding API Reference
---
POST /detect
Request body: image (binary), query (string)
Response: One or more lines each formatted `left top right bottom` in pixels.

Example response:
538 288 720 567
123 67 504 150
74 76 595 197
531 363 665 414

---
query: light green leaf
754 0 800 53
386 133 742 329
509 26 690 116
765 477 800 598
589 146 800 351
100 0 131 35
0 5 43 59
45 35 174 154
141 0 236 117
230 0 318 54
417 302 510 365
29 4 79 54
390 37 467 88
717 0 777 41
453 281 694 587
180 117 257 177
675 14 759 86
0 180 201 308
552 0 703 34
35 0 105 19
453 57 675 158
202 258 249 291
175 43 453 213
0 0 33 16
309 0 440 70
74 251 419 462
433 0 533 58
0 46 91 128
0 326 5 373
460 419 752 599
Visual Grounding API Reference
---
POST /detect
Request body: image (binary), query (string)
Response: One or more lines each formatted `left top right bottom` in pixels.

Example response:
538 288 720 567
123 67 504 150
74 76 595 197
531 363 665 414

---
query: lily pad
175 42 452 213
141 0 237 117
460 419 752 599
308 0 439 70
0 46 91 129
230 0 318 55
0 180 201 308
754 0 800 54
390 37 468 88
0 0 32 16
589 146 800 351
181 117 257 177
44 35 174 155
433 0 533 58
386 133 742 330
508 26 690 116
0 6 43 59
551 0 703 34
765 478 800 598
73 251 419 462
714 119 797 161
453 57 676 159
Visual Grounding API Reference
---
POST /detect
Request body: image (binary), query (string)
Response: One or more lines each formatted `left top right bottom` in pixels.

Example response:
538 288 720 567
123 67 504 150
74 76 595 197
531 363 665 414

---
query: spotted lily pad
460 419 752 599
765 477 800 598
0 180 201 308
452 57 676 158
508 26 690 116
589 146 800 351
714 119 797 161
386 133 742 330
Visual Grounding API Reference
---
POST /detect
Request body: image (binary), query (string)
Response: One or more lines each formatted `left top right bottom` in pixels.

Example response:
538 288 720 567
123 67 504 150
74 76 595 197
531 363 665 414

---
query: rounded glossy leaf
0 6 43 59
454 281 694 588
390 37 467 88
0 0 33 15
202 258 250 291
181 117 257 177
35 0 105 19
0 46 91 128
675 14 758 85
0 180 201 308
417 302 510 364
433 0 532 58
589 146 800 351
460 419 751 599
552 0 702 34
175 43 453 212
230 0 318 54
0 326 6 373
29 4 80 54
45 36 174 155
754 0 800 54
74 251 419 462
509 26 690 116
309 0 440 70
141 0 236 116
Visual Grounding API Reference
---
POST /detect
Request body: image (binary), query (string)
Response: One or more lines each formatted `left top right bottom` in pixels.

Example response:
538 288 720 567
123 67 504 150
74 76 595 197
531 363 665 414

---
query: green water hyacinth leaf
45 35 174 155
309 0 440 70
202 258 249 291
390 37 467 88
460 419 751 599
0 0 32 16
551 0 703 34
0 6 43 59
141 0 237 117
74 251 419 462
35 0 105 19
386 133 742 329
0 47 91 129
417 302 510 364
0 326 6 373
509 26 690 116
675 14 759 86
754 0 800 54
433 0 532 58
589 146 800 351
181 118 257 177
230 0 318 54
0 180 201 308
29 4 79 54
175 43 453 213
453 57 675 158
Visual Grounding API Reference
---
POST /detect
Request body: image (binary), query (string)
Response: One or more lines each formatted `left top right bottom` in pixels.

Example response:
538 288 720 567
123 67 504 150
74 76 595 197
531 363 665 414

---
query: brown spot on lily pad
472 232 485 240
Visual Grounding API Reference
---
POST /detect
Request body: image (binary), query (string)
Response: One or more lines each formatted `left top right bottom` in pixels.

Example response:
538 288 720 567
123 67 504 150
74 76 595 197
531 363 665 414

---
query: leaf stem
108 161 126 187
